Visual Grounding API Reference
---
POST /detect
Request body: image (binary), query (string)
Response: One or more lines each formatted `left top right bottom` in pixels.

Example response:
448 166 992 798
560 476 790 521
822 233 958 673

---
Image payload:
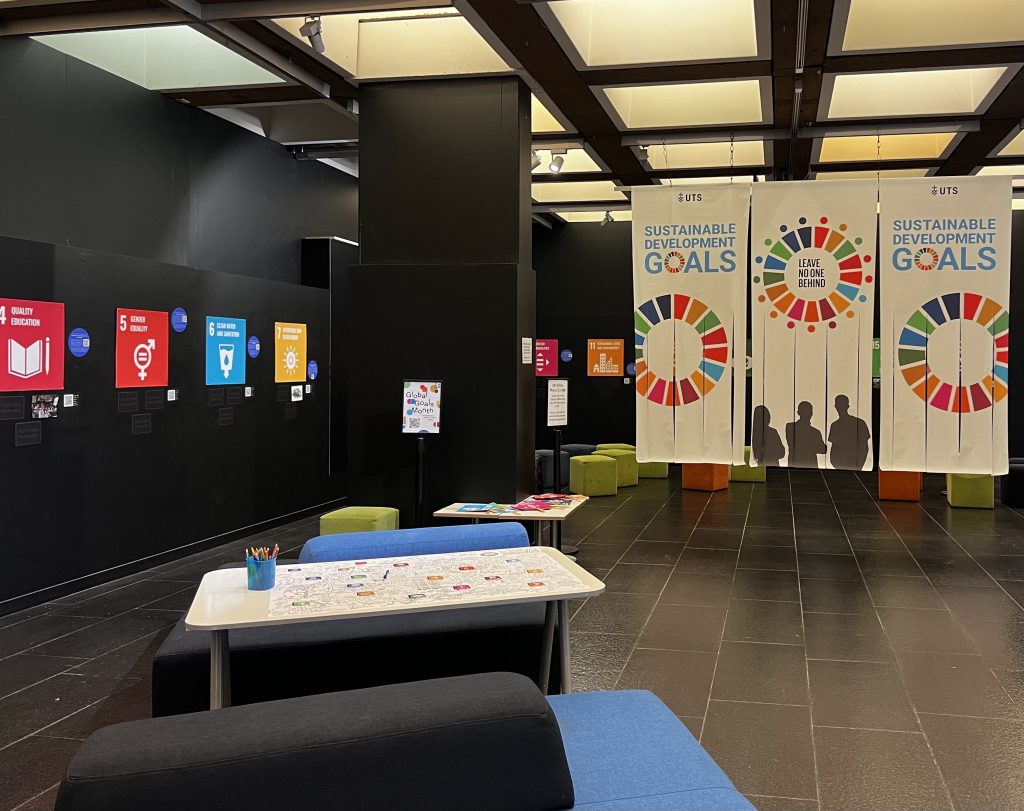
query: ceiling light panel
818 133 956 162
533 95 568 133
540 0 766 68
556 210 633 223
531 181 626 203
601 78 769 129
837 0 1024 53
532 149 600 174
658 175 764 185
814 168 932 179
274 9 509 80
997 130 1024 156
824 67 1011 119
33 27 284 90
977 164 1024 187
646 140 766 169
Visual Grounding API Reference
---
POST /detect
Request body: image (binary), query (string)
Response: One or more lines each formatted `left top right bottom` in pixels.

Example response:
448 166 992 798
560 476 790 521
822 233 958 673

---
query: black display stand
415 435 426 528
551 428 579 557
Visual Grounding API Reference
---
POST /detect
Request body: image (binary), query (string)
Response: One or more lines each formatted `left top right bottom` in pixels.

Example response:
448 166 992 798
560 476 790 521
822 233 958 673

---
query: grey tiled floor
2 473 1024 810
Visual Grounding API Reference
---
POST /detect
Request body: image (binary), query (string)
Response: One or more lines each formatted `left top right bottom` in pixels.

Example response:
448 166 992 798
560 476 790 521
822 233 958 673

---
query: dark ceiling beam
810 158 942 173
0 0 183 35
462 0 650 186
172 83 322 105
770 0 797 178
581 60 772 87
938 67 1024 175
789 0 835 180
824 45 1024 74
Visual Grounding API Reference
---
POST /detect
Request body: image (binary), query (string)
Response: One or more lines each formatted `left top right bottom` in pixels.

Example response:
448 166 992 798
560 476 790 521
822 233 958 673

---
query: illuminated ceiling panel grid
532 96 568 134
997 130 1024 156
531 180 626 202
977 164 1024 186
600 78 769 130
645 140 767 170
556 210 633 223
817 133 957 163
658 175 765 185
814 168 932 180
823 66 1013 119
834 0 1024 53
539 0 767 68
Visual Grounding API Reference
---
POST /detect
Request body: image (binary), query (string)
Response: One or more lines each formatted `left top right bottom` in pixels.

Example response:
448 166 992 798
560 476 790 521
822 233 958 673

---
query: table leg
558 599 572 694
539 601 557 694
210 629 231 710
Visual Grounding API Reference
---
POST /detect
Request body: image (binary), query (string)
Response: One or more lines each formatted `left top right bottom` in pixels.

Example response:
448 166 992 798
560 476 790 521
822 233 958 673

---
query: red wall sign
535 339 559 377
115 308 168 388
0 298 65 392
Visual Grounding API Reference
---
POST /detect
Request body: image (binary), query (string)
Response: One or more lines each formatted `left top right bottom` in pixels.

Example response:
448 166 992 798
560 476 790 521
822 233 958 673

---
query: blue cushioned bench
151 523 565 716
57 673 753 811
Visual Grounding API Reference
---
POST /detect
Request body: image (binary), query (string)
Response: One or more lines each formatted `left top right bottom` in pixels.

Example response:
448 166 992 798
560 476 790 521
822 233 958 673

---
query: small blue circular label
68 327 91 358
307 360 319 380
626 361 636 376
560 349 573 363
171 307 188 333
247 335 261 359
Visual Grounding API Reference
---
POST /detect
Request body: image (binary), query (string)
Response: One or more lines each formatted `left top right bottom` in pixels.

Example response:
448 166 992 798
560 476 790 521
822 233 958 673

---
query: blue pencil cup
246 557 277 591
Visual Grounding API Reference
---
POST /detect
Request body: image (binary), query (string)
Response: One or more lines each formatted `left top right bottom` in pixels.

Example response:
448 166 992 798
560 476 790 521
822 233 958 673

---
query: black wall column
345 77 536 522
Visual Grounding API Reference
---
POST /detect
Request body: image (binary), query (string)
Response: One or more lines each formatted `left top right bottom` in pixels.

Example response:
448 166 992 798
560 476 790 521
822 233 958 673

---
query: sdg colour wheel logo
634 294 728 406
753 216 872 333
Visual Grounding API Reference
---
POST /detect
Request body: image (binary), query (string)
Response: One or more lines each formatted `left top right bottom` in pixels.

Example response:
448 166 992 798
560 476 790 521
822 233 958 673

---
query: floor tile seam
915 710 1024 723
842 472 959 811
695 486 751 746
0 667 83 703
791 469 823 811
10 782 61 811
810 724 927 735
707 697 810 709
0 617 109 662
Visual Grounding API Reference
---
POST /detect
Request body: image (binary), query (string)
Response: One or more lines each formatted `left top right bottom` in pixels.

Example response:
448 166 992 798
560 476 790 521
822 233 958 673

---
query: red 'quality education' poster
115 308 168 388
0 297 65 392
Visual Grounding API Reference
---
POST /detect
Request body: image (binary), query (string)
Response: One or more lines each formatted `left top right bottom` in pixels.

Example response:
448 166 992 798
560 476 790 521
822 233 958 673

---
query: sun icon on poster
283 345 299 373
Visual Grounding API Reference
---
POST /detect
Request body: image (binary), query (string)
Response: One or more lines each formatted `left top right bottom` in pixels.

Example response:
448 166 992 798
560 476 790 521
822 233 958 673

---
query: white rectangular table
434 496 588 551
185 546 604 710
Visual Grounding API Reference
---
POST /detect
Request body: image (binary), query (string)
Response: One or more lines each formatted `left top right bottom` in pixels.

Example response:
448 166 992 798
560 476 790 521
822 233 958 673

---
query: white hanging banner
631 184 748 464
750 180 877 470
879 176 1011 475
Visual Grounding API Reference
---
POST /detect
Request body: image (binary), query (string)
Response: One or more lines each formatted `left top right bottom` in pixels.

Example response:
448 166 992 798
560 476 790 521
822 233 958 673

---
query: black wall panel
0 236 340 609
0 38 357 283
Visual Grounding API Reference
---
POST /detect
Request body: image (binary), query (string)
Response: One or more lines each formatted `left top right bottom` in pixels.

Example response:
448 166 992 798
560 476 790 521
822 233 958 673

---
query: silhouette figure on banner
751 405 785 467
827 394 871 470
786 401 826 468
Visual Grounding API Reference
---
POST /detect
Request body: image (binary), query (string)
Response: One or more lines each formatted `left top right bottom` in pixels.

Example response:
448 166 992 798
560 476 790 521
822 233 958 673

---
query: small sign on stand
403 380 442 527
546 379 576 555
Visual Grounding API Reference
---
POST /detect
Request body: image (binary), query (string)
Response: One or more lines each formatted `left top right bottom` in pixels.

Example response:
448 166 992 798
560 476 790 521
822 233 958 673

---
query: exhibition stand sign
879 176 1011 474
750 181 876 470
631 184 748 464
536 339 558 377
587 339 624 376
274 322 307 383
205 316 246 385
0 297 64 392
403 380 441 434
115 308 168 388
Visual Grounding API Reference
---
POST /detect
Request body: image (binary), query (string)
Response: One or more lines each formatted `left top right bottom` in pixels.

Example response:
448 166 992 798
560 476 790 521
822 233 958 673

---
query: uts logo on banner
632 184 748 465
879 176 1011 475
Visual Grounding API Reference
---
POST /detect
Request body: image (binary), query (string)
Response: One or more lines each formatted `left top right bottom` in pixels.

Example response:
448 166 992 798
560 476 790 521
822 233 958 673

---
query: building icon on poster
593 353 618 375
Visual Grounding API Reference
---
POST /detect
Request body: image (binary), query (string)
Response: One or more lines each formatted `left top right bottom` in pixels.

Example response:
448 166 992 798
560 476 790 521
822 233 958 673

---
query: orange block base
682 463 730 492
878 470 922 501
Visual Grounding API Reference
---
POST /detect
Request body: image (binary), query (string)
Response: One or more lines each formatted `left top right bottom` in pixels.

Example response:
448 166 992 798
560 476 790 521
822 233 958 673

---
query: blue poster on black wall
205 316 247 385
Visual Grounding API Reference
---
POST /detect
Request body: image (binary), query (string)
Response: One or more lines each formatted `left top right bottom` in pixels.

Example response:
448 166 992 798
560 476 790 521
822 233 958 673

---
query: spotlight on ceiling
531 150 542 170
601 210 614 226
549 154 565 173
299 15 325 53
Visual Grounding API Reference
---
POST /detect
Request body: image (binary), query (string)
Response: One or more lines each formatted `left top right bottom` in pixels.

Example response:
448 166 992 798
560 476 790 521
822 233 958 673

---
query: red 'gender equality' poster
115 308 169 388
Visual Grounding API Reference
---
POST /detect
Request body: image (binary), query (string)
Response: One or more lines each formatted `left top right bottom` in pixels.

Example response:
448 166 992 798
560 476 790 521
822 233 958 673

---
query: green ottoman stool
638 460 669 478
594 448 639 487
945 473 994 509
320 506 400 535
570 455 618 497
596 443 636 451
730 446 766 483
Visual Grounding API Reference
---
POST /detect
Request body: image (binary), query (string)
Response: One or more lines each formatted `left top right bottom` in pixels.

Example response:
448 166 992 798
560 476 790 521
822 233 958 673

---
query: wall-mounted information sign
402 380 441 434
116 309 168 388
274 322 307 383
0 298 65 392
205 316 246 385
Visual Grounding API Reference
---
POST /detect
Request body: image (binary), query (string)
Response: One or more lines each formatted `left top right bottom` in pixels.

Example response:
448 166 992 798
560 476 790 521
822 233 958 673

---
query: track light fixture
531 150 542 170
601 210 614 226
299 15 325 54
549 154 565 173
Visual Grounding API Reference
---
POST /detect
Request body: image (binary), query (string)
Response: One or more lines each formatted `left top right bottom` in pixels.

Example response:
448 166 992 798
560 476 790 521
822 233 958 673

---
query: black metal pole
415 435 426 527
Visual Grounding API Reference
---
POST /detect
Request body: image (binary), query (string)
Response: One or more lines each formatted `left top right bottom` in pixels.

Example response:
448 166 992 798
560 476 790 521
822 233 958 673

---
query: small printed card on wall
402 380 441 434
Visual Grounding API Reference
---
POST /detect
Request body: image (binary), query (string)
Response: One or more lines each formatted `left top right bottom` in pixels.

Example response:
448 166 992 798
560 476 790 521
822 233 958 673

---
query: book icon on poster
8 338 49 379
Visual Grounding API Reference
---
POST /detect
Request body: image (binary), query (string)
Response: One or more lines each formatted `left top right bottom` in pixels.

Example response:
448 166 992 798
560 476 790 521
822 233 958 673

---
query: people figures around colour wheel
827 394 871 470
751 404 785 467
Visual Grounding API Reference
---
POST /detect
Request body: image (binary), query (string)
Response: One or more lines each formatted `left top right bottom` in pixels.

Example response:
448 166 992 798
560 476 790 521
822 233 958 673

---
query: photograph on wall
115 308 169 389
586 339 624 376
402 380 441 434
205 316 247 385
274 322 307 383
632 184 749 464
0 298 65 393
750 180 876 470
31 393 59 419
879 175 1011 474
